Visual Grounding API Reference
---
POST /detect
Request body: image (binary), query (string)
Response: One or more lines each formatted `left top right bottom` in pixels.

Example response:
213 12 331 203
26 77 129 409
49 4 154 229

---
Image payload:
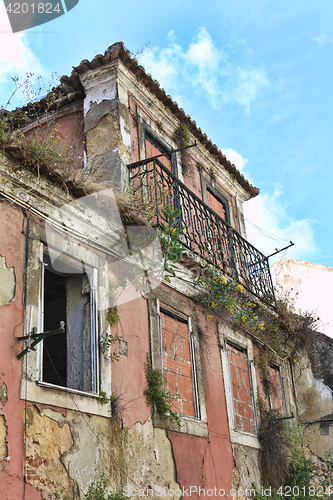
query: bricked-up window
159 306 199 419
269 365 286 414
227 342 257 434
207 185 231 224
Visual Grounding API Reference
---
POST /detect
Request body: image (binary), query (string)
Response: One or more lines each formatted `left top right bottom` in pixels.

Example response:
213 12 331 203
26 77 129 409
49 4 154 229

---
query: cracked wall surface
294 336 333 458
231 444 261 500
25 405 180 499
0 256 15 306
0 414 8 460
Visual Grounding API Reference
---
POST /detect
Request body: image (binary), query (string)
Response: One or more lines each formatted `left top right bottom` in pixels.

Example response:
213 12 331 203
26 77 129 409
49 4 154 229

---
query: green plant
156 120 163 131
209 166 217 180
85 473 128 500
258 405 289 488
172 121 190 146
97 391 111 405
159 206 184 283
107 306 120 327
100 306 122 361
143 354 179 422
195 265 264 330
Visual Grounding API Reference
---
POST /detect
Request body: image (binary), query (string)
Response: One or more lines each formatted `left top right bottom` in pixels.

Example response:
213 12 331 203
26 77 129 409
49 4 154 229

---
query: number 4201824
6 3 62 14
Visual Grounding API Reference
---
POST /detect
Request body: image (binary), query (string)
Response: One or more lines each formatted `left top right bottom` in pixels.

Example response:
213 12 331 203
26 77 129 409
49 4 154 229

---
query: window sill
229 428 260 449
154 414 208 437
20 379 112 418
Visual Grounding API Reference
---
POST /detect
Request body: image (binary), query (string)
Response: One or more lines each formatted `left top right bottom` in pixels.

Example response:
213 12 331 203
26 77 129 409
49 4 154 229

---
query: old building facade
0 42 332 499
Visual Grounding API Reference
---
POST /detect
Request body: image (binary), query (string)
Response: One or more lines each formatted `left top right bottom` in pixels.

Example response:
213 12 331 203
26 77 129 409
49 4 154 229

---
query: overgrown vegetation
193 264 318 358
172 121 190 147
100 307 122 362
0 74 92 193
159 206 184 282
143 353 179 422
256 396 333 500
85 473 128 500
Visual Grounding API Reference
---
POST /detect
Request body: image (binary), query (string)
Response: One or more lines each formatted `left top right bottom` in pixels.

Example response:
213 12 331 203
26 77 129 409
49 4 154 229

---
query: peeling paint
0 414 8 460
25 406 77 498
24 405 181 499
0 383 8 406
0 256 15 306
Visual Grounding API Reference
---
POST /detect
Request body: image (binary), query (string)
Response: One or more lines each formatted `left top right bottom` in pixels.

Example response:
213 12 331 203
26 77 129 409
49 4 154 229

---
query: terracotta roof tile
14 41 259 197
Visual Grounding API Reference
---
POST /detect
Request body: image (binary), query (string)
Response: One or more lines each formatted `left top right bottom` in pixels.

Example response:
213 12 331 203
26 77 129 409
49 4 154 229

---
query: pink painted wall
0 202 42 499
111 292 151 428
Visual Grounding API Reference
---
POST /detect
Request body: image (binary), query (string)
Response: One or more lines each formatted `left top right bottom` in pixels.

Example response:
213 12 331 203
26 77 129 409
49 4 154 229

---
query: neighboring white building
271 258 333 338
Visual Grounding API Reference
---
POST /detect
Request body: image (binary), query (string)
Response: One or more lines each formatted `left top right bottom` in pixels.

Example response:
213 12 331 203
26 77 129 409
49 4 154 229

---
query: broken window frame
21 220 111 416
36 247 99 394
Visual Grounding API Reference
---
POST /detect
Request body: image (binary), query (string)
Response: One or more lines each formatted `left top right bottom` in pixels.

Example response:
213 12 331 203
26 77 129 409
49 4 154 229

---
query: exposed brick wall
145 134 172 171
228 343 256 434
160 309 196 418
207 189 227 221
269 365 286 413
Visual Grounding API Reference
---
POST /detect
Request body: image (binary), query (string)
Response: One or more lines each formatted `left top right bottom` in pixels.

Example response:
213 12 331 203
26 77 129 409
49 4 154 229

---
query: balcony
128 157 275 305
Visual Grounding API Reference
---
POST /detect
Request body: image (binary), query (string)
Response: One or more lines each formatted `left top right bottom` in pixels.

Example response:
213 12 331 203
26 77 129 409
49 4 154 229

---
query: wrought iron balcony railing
128 157 275 305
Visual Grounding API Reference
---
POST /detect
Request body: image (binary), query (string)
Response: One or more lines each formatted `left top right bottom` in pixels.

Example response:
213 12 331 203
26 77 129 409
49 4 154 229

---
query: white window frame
148 290 208 437
158 301 200 421
21 221 111 417
36 247 99 394
219 323 260 449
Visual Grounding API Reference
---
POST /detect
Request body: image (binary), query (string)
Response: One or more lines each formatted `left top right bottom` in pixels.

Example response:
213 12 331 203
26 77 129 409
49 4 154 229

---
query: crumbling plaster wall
25 405 181 500
231 444 261 500
0 197 37 498
294 333 333 459
80 63 128 167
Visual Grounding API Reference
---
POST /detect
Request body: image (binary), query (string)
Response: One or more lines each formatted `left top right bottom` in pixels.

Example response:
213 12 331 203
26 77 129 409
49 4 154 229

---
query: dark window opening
42 253 96 393
145 128 177 175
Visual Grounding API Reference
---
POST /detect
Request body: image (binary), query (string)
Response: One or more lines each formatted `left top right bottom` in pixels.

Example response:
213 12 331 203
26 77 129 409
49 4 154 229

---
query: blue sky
0 0 332 267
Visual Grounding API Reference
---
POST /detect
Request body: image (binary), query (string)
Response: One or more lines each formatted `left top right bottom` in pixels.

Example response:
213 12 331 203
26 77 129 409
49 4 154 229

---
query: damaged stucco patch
231 444 261 498
294 342 333 458
23 391 184 500
0 256 15 306
109 417 181 499
25 405 180 499
0 383 8 406
84 100 118 133
25 406 77 498
0 414 8 460
86 112 122 158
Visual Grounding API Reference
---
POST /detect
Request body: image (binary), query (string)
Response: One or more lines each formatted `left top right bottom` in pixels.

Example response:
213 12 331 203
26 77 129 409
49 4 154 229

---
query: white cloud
222 148 248 171
313 33 333 46
139 28 269 112
0 2 45 107
232 67 270 112
244 188 317 263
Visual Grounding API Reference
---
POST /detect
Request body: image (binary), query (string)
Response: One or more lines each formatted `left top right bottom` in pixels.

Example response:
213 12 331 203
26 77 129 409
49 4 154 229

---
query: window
268 365 287 414
226 342 257 435
206 184 231 224
148 291 207 437
40 250 98 392
145 129 177 175
160 306 199 419
22 221 111 416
